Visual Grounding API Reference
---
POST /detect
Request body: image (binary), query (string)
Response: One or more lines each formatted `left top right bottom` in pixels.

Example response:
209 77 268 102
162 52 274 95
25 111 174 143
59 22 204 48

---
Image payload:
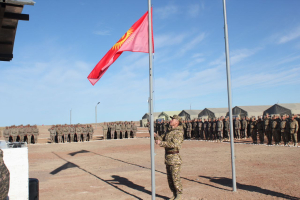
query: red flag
88 9 154 85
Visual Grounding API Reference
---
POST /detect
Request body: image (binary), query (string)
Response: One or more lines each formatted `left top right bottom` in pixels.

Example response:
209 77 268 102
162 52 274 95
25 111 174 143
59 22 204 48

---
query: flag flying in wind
87 9 154 85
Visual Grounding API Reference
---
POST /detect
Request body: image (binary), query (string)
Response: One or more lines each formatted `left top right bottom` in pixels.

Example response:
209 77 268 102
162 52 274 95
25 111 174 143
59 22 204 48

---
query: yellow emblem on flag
112 27 134 50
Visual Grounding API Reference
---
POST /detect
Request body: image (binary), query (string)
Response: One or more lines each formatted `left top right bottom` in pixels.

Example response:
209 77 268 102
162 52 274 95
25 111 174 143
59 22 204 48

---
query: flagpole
148 0 156 199
222 0 237 192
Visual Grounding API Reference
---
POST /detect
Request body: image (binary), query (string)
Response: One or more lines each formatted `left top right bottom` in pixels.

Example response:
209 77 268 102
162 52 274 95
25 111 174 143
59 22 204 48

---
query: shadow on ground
50 152 168 199
199 175 300 200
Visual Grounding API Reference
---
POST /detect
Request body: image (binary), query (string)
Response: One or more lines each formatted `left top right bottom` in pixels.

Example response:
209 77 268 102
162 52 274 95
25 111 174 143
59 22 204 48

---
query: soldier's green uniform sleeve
159 132 183 149
155 133 165 141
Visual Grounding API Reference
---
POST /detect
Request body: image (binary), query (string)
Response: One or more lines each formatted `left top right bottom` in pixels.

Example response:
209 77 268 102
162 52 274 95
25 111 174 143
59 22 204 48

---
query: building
198 108 228 119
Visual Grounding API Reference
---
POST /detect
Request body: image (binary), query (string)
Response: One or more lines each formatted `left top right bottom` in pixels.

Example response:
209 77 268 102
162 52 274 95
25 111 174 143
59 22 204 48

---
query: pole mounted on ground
222 0 237 192
148 0 155 199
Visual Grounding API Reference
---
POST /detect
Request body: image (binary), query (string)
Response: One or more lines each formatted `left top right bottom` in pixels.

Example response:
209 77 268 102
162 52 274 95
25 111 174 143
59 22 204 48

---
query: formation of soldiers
102 121 137 140
2 125 39 144
149 113 300 146
48 124 94 143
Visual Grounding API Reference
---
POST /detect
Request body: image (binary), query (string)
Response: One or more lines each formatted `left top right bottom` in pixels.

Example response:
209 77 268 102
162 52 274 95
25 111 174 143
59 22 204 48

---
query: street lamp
95 102 100 129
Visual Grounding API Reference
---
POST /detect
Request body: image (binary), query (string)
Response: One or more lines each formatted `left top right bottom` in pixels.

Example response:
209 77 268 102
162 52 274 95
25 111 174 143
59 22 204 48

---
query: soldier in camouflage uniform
125 122 131 139
217 117 223 142
102 122 108 140
241 117 247 139
88 124 94 141
212 118 217 140
271 116 279 145
121 122 126 139
249 117 258 144
182 120 187 139
280 115 289 145
32 125 39 144
192 120 197 139
246 117 251 138
198 118 203 139
3 127 9 142
49 126 56 143
224 117 230 140
203 119 208 140
75 125 82 142
289 115 299 146
11 125 18 142
208 118 212 140
116 123 121 139
132 123 137 138
154 115 184 200
187 120 192 139
111 123 116 139
256 117 264 144
0 149 10 200
234 117 241 139
264 114 272 145
70 125 75 142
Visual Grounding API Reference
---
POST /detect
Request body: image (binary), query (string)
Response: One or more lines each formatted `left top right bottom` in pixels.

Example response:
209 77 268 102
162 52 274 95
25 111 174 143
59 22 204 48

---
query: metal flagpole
222 0 237 192
148 0 156 199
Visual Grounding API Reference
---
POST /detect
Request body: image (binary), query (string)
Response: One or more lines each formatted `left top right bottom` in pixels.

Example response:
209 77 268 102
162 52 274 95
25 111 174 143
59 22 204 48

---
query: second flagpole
148 0 156 199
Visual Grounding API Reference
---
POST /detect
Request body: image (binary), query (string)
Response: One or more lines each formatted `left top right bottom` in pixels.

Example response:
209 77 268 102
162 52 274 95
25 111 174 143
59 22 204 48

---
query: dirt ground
27 133 300 200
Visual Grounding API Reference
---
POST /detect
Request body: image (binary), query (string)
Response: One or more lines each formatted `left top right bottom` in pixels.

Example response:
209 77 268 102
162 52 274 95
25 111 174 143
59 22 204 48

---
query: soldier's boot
174 193 182 200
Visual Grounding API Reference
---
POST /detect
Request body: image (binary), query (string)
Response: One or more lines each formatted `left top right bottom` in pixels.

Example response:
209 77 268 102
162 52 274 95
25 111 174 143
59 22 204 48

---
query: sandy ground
27 133 300 200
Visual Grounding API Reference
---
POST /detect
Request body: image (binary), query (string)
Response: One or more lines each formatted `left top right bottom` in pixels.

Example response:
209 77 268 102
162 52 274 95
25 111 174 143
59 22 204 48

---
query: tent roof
158 111 181 118
233 105 271 117
179 110 202 116
142 112 161 119
198 108 228 118
263 104 291 116
278 103 300 114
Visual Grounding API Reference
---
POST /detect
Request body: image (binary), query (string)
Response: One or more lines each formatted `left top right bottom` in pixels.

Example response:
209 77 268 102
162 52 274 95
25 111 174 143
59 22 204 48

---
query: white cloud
155 5 178 19
277 26 300 44
177 33 206 56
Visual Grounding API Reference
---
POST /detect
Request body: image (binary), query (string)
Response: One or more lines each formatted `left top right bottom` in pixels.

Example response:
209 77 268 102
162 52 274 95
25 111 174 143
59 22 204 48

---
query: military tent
178 110 202 120
263 103 300 116
231 105 271 118
198 108 228 119
141 112 161 127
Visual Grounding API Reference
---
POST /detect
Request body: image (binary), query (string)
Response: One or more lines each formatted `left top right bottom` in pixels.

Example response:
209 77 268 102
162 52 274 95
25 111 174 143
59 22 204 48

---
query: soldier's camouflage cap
170 115 182 121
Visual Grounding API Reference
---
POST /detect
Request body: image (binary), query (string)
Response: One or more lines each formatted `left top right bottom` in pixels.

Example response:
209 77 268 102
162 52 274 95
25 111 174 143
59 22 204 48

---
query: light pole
95 102 100 129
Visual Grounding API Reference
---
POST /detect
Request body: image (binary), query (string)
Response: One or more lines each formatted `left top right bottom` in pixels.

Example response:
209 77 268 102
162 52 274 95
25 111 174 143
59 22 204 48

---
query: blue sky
1 0 300 126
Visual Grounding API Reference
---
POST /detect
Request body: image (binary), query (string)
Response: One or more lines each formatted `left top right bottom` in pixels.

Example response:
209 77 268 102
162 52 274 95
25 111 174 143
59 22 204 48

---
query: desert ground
12 124 299 200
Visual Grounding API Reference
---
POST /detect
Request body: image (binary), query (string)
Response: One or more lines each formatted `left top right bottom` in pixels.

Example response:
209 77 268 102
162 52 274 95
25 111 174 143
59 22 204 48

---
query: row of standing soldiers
102 122 137 140
48 124 94 143
2 125 39 144
149 114 300 145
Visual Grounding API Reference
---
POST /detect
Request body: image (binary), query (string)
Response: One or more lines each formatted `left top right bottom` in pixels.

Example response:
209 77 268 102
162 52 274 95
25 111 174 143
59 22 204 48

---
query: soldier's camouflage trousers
250 129 257 143
266 130 272 144
0 150 10 200
291 133 297 144
187 131 191 139
234 129 240 139
103 130 108 140
217 131 223 141
258 130 264 144
166 164 182 195
272 129 279 144
116 131 121 139
282 130 289 145
240 130 246 138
